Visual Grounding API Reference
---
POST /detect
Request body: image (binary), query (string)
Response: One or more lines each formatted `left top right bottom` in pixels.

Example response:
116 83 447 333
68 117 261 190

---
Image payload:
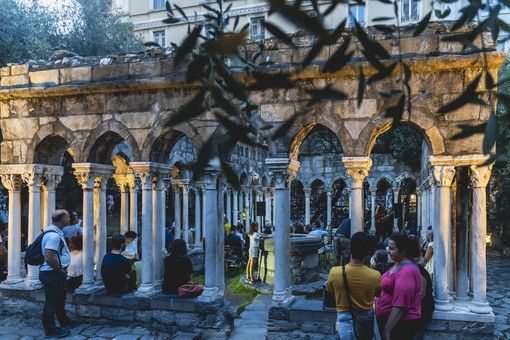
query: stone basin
258 234 322 285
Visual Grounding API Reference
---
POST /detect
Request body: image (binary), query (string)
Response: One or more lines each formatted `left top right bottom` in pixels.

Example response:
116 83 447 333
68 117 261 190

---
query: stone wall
0 289 235 340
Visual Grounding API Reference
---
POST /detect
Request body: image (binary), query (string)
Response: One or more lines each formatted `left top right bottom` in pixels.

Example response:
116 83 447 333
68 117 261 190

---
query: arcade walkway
0 251 508 339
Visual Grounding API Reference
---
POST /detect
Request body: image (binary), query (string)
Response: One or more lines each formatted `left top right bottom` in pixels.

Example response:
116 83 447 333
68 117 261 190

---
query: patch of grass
193 267 205 285
304 290 323 301
236 300 252 315
227 274 258 299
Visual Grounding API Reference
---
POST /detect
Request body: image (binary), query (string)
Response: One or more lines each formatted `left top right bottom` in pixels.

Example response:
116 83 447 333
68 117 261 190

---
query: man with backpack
39 210 79 338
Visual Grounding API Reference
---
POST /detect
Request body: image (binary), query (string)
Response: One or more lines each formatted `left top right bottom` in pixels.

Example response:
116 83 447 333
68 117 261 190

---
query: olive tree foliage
157 0 510 190
0 0 143 66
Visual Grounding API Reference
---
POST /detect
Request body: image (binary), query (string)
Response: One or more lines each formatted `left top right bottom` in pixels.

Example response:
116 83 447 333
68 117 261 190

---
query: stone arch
359 113 444 157
261 176 269 187
326 176 346 189
28 121 75 165
305 176 326 189
284 117 350 160
80 120 141 163
240 172 248 186
373 174 396 188
142 123 203 164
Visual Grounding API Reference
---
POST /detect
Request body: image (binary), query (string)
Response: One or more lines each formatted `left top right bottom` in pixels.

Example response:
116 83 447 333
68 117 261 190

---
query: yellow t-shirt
326 264 382 312
224 223 231 234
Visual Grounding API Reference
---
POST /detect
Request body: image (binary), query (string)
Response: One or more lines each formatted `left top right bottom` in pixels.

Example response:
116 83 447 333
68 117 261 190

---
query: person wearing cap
162 239 193 295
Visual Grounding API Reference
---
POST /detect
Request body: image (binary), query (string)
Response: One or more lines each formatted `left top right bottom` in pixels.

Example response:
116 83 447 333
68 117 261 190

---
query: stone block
11 64 29 75
129 61 161 78
100 307 135 321
170 298 198 312
1 102 9 118
1 75 29 87
135 310 155 323
261 103 295 122
59 114 101 131
64 94 105 115
95 326 128 338
105 91 158 113
114 111 157 129
151 310 176 325
29 70 59 86
39 117 56 125
1 66 10 76
160 59 174 75
12 140 28 163
201 312 226 329
175 313 201 327
0 141 13 164
425 319 449 331
92 64 129 82
1 117 39 139
76 304 100 318
301 321 320 333
60 67 92 84
269 306 290 320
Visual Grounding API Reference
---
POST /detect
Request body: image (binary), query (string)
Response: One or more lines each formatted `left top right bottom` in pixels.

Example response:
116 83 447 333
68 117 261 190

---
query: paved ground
487 249 510 339
0 250 509 339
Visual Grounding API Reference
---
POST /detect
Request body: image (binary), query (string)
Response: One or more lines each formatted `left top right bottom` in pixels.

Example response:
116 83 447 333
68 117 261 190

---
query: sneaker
245 278 253 283
45 327 70 339
60 319 80 330
252 278 261 283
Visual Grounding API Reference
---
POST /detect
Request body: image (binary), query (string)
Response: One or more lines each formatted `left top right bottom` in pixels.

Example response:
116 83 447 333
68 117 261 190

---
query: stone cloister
0 27 505 337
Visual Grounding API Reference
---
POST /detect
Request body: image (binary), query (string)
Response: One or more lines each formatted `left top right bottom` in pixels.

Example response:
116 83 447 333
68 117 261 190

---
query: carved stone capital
470 164 493 188
343 157 372 189
431 165 455 187
130 162 160 191
428 174 436 189
416 188 423 197
74 172 97 190
1 174 22 191
21 172 43 189
265 158 300 190
42 174 62 192
303 188 311 196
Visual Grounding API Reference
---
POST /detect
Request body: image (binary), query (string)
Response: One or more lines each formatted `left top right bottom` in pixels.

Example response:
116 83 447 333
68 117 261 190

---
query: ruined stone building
0 23 505 338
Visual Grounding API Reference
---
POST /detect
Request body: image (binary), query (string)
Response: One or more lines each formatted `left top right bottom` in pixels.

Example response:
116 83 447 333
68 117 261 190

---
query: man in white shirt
121 231 138 259
309 221 328 238
39 209 79 338
62 210 82 241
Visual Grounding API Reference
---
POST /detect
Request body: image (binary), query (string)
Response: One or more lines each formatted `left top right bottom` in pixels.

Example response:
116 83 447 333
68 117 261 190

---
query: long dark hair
390 232 420 259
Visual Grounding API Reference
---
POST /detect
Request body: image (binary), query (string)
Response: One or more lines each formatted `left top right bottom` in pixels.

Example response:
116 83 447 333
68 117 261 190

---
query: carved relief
21 172 43 189
432 165 455 187
470 164 493 188
1 174 22 191
42 174 63 192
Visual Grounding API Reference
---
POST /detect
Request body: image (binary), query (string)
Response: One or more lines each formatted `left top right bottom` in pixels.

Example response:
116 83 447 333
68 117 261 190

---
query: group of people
326 230 434 340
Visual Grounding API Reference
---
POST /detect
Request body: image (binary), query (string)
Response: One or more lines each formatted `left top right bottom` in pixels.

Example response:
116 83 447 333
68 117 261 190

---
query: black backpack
25 230 63 266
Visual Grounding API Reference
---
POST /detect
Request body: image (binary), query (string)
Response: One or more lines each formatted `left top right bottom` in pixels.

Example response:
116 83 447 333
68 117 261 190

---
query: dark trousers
39 270 68 330
378 318 421 340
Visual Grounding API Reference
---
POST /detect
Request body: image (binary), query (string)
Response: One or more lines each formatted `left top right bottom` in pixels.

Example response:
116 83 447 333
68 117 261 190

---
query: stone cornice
429 154 493 167
72 163 116 176
0 164 63 176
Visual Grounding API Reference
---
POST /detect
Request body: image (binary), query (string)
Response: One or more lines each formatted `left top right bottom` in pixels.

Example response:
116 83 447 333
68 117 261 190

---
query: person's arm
421 275 427 299
44 249 64 273
424 245 433 263
382 306 408 340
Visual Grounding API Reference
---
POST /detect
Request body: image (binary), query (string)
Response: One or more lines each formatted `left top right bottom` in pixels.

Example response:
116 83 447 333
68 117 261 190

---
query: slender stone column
161 179 170 248
198 168 221 302
469 164 493 314
244 188 250 230
416 189 422 232
119 181 130 234
94 177 109 285
226 186 231 224
343 157 372 235
304 188 311 225
345 186 352 219
326 189 332 228
22 172 43 289
130 162 158 297
429 174 436 229
430 162 455 311
172 183 182 239
74 169 98 293
194 186 202 248
0 174 23 285
128 177 139 234
182 181 189 244
153 166 171 289
271 188 276 226
265 189 271 225
370 189 377 234
233 189 239 225
455 167 470 302
42 175 62 231
201 185 207 247
392 187 399 231
266 158 300 307
216 178 225 295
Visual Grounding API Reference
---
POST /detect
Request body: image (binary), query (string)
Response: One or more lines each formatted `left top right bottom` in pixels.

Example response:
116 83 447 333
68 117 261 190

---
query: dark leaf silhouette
221 160 241 191
306 85 347 105
384 95 405 128
483 111 497 154
263 21 295 47
166 89 206 127
451 123 487 140
357 66 365 108
163 17 180 24
438 74 481 114
323 37 353 73
414 11 432 36
174 24 202 70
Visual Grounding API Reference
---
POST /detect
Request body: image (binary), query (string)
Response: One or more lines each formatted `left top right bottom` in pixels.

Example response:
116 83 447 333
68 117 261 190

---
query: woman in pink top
376 232 422 340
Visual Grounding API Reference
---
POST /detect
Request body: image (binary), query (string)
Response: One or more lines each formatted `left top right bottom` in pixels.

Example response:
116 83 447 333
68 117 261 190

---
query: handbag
342 264 375 340
177 281 204 298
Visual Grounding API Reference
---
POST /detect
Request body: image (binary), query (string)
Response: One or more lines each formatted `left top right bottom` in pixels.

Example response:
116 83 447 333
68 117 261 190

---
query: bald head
52 209 70 229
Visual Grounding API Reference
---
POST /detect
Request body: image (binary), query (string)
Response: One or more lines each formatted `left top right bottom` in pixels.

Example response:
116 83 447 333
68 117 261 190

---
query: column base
435 298 454 311
369 228 376 235
454 295 471 302
94 281 105 290
75 281 104 294
198 286 220 302
153 279 163 291
272 290 296 308
0 276 28 290
193 242 203 250
134 283 159 297
21 278 43 290
469 301 493 314
1 276 25 286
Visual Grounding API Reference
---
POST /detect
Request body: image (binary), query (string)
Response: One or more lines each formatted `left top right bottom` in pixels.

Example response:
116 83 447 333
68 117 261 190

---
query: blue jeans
337 309 375 340
39 270 68 330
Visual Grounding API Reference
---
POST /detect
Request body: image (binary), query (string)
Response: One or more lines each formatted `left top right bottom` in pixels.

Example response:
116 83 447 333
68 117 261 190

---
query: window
153 0 165 10
401 0 419 22
153 30 166 47
251 17 265 41
349 5 365 26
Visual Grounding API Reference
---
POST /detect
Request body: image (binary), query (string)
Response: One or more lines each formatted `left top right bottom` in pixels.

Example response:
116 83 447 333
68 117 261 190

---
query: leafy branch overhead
156 0 510 186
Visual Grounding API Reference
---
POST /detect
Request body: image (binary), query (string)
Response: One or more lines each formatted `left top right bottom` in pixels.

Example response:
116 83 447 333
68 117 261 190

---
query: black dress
162 254 193 294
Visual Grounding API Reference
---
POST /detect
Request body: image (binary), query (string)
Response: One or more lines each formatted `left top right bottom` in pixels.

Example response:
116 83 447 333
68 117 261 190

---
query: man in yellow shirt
327 232 382 340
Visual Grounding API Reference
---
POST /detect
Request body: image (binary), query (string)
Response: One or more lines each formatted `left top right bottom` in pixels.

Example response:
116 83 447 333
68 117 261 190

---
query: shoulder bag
177 281 204 298
342 264 375 340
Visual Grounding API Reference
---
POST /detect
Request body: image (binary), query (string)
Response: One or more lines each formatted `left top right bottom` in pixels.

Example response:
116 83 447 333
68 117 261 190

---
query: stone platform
0 288 235 340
